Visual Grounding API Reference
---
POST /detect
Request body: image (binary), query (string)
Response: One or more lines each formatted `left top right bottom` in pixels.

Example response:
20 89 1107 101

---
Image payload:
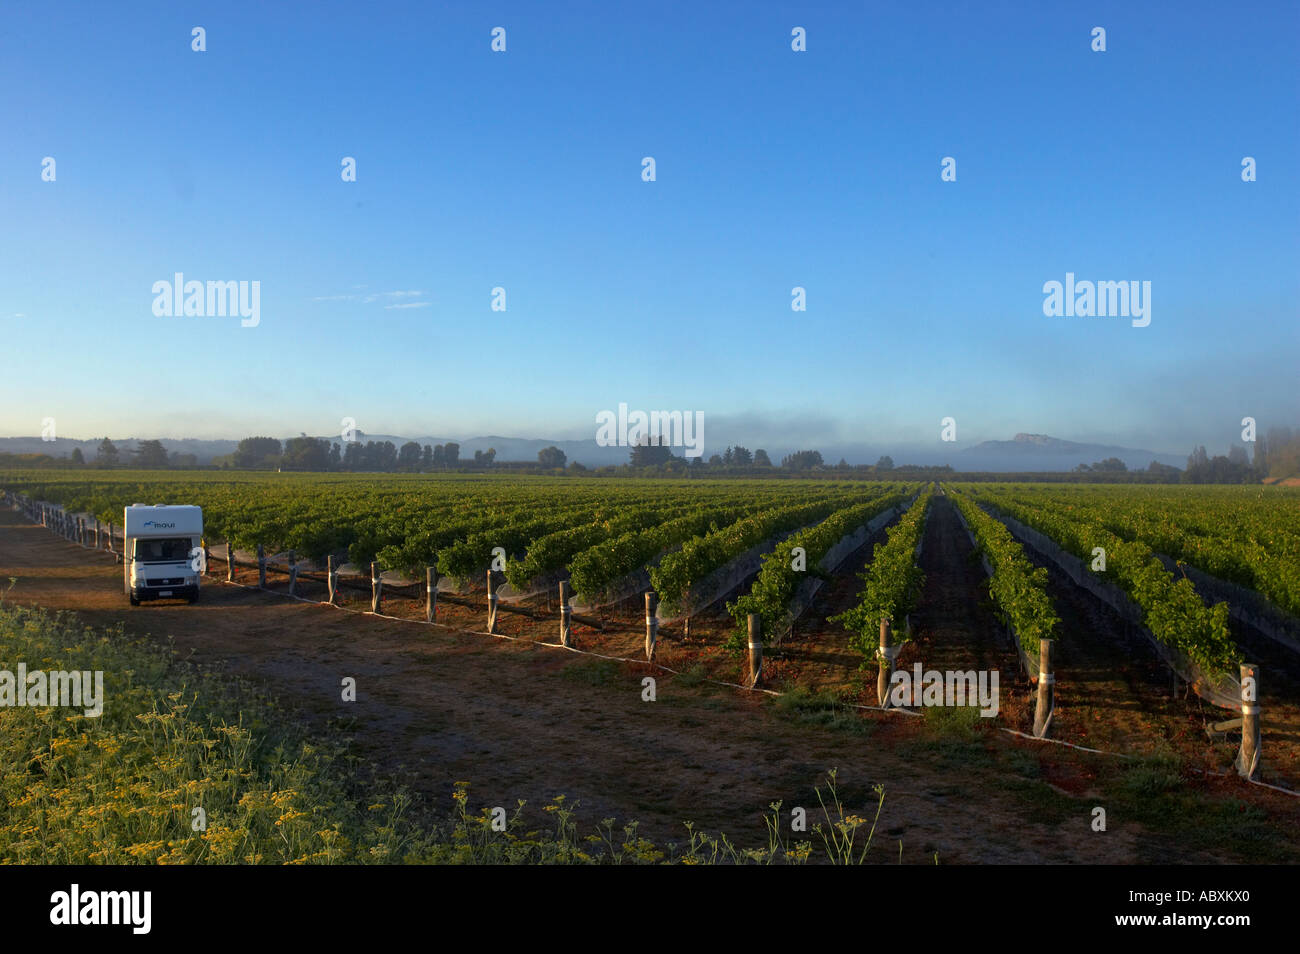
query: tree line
4 428 1298 483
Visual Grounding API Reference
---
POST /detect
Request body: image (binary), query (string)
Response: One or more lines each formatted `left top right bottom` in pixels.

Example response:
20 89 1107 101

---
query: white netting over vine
993 511 1243 711
774 504 909 643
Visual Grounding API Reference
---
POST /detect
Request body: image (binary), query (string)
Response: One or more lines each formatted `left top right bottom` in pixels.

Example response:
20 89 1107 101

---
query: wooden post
486 569 498 633
1033 639 1055 738
559 580 572 647
93 519 100 550
326 555 336 604
645 591 659 661
878 618 893 708
287 550 298 596
1238 662 1260 780
426 567 438 622
371 562 382 614
257 544 266 588
226 540 235 582
747 614 763 688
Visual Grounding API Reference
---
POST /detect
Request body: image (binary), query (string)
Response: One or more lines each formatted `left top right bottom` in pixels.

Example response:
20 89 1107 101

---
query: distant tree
1227 446 1249 468
234 437 282 469
722 446 734 466
753 449 772 467
568 459 587 473
133 440 169 469
443 442 460 465
169 451 198 467
1184 447 1254 484
342 442 362 470
1261 427 1300 479
96 438 119 466
70 448 85 465
781 450 824 470
1092 457 1127 472
707 454 723 467
378 441 398 471
732 446 753 466
538 446 567 468
421 444 433 469
432 444 445 467
1146 460 1181 482
1254 434 1269 475
329 442 342 470
630 435 673 468
836 458 850 469
398 441 423 471
876 455 894 471
282 437 331 471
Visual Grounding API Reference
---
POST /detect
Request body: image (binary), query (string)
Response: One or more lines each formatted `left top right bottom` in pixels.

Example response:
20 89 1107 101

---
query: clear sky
2 0 1296 457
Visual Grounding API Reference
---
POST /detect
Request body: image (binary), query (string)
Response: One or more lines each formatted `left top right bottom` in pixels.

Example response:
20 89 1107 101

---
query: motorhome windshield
133 537 192 563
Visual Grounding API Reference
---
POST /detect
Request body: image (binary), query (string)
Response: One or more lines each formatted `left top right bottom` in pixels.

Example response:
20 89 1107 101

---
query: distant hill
959 433 1185 472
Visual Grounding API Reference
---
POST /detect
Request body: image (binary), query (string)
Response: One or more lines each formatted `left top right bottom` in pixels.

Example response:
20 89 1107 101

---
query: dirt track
0 506 1290 863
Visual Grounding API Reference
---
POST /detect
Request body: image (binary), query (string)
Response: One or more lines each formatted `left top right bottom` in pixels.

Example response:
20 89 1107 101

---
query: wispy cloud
310 289 428 305
385 301 432 310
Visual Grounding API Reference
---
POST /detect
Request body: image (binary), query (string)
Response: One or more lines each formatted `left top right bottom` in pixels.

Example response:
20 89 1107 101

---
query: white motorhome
123 504 204 605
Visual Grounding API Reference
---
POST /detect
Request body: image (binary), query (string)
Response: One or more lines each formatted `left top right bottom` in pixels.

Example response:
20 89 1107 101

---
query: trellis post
1033 639 1055 738
1238 662 1260 780
748 614 763 688
878 618 893 707
559 580 573 647
645 591 658 661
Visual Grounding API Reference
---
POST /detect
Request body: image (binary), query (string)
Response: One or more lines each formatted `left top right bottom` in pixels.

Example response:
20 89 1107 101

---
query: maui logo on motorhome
596 403 705 458
50 884 151 935
0 664 104 717
888 664 1000 717
142 521 175 529
1042 272 1151 327
152 272 260 327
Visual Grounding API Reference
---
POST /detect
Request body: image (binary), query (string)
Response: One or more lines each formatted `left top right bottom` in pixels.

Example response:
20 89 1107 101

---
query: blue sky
2 0 1296 459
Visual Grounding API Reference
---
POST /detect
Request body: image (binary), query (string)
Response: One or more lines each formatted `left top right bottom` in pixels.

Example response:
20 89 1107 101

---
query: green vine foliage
832 487 934 665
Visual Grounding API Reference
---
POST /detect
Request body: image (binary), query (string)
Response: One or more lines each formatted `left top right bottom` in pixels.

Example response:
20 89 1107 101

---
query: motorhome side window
133 537 192 563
